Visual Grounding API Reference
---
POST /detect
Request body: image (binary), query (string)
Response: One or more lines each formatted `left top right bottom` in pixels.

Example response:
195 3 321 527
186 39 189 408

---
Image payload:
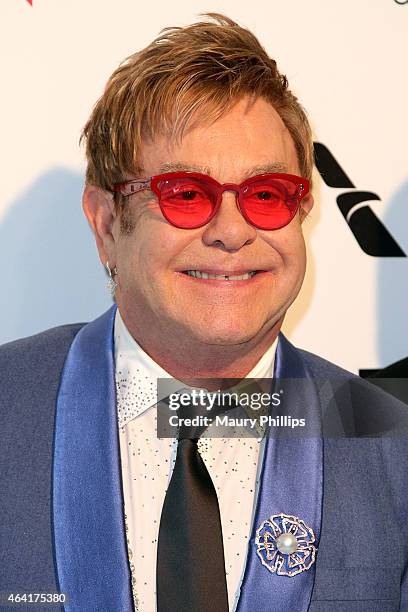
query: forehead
139 97 299 180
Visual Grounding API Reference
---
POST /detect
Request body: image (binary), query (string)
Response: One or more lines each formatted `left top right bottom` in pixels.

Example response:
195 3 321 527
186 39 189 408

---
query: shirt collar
114 309 278 428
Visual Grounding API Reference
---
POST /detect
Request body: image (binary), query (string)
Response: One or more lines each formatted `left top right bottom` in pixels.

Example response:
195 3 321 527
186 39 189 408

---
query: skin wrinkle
157 161 288 178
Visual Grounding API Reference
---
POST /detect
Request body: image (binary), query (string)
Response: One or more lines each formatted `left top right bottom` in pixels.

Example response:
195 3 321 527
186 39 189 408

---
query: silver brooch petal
255 513 317 577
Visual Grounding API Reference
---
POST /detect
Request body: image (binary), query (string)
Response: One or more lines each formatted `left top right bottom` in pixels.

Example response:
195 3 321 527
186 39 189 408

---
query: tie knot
177 392 239 440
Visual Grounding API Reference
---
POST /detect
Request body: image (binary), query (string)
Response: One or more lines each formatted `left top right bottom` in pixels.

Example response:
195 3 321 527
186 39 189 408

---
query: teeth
185 271 256 280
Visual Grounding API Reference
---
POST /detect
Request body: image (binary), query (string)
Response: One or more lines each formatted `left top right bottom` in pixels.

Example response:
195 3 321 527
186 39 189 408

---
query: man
1 13 408 612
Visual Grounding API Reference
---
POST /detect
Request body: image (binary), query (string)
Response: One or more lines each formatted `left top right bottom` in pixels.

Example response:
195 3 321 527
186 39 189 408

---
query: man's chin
184 323 265 347
200 335 253 347
179 311 285 348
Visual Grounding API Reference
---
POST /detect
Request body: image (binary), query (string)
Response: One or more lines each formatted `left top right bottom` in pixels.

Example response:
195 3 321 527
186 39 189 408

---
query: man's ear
82 185 118 266
299 193 314 223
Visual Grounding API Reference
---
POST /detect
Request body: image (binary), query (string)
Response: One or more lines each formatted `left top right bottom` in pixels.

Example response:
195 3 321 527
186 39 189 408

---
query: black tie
156 399 230 612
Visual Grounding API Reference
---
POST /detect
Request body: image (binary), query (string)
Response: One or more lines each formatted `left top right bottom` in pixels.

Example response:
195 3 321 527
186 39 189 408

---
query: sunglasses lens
157 177 216 228
155 174 305 230
242 178 300 229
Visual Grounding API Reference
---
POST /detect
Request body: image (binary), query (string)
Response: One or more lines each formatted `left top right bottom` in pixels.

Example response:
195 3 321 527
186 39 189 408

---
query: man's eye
255 190 274 200
180 190 198 200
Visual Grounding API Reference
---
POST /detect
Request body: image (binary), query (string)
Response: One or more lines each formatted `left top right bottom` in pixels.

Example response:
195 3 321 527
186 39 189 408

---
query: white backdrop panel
1 0 407 373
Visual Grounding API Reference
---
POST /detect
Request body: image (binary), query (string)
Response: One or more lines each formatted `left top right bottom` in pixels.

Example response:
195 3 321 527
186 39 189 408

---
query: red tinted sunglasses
112 171 309 230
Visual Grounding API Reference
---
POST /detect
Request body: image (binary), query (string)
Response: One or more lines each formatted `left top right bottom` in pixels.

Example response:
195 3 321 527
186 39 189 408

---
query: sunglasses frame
112 171 310 230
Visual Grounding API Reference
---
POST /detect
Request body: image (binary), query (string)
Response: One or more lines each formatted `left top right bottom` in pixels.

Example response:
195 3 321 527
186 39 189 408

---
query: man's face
112 96 312 347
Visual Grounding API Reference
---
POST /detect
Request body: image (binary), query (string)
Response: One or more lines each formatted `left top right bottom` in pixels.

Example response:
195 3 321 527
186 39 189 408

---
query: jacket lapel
237 334 323 612
52 305 133 611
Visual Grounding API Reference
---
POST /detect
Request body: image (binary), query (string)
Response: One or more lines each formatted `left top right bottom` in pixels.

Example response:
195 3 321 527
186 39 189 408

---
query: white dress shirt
114 310 278 612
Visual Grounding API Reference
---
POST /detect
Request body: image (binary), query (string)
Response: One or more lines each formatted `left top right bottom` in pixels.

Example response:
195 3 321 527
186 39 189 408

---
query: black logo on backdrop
314 143 406 257
394 0 408 5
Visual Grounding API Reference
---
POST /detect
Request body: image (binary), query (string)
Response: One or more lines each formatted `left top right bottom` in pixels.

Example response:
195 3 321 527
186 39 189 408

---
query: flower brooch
255 513 317 577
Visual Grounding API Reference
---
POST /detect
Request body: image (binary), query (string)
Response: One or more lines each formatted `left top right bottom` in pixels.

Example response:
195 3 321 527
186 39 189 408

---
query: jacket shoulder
295 344 408 436
0 323 85 415
0 322 85 358
0 323 85 379
297 347 356 380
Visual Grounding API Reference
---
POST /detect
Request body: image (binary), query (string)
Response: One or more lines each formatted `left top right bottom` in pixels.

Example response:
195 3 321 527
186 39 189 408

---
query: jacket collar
236 333 323 611
53 305 134 611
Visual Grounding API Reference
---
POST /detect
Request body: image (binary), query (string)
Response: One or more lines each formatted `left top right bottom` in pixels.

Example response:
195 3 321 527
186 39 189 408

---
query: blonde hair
81 13 313 207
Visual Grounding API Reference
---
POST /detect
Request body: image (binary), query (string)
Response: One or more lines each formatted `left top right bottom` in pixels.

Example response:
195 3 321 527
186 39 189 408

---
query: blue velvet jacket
1 307 408 612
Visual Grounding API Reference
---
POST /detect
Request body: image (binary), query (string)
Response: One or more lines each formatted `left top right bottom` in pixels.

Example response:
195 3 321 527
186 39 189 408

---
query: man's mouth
182 270 261 281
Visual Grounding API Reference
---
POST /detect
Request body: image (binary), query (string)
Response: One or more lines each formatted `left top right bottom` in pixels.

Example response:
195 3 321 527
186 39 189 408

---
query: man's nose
201 191 257 251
